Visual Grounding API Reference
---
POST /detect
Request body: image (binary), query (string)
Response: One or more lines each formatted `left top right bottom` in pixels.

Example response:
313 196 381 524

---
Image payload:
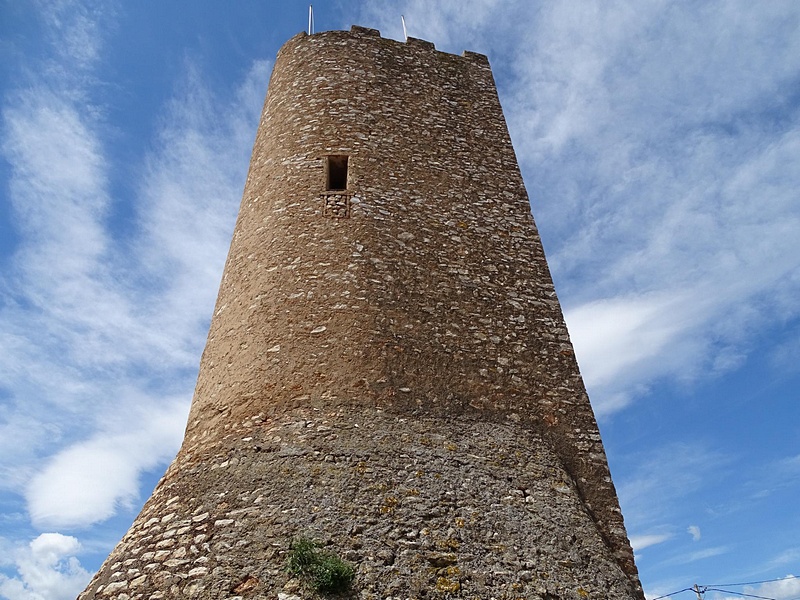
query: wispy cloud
1 1 117 507
359 0 504 49
134 58 269 346
630 533 672 553
615 442 731 536
767 549 800 570
38 0 109 72
0 0 269 542
743 453 800 507
659 545 731 567
687 525 701 542
508 1 800 414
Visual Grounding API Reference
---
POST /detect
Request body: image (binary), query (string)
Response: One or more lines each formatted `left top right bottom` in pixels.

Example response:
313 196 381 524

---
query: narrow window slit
321 155 353 219
326 155 348 190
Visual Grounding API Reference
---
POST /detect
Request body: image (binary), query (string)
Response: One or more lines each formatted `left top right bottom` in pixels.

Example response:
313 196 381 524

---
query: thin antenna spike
401 15 408 41
308 5 313 35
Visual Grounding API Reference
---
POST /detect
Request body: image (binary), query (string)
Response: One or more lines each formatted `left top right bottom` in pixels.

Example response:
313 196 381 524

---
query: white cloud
0 533 90 600
134 58 271 347
744 576 800 600
630 533 671 552
713 576 800 600
0 0 121 497
25 397 188 529
563 291 699 414
768 549 800 569
661 545 730 566
359 0 504 49
39 0 110 72
687 525 701 542
6 53 268 526
0 2 269 533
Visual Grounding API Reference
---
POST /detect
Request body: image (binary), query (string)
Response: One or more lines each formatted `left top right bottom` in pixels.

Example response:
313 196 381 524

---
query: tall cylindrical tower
81 27 643 600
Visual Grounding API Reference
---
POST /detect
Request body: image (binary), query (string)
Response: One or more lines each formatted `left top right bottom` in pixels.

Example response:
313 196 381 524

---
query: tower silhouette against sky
80 26 643 599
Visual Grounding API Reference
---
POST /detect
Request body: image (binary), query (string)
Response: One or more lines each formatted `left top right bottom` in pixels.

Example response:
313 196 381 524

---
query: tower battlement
80 27 643 600
293 25 491 65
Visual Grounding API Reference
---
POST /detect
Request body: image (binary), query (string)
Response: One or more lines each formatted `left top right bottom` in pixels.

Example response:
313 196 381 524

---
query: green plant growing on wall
287 537 355 594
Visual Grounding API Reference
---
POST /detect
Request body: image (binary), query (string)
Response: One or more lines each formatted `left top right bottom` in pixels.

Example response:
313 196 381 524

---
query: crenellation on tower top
461 49 491 66
349 24 380 37
405 36 436 50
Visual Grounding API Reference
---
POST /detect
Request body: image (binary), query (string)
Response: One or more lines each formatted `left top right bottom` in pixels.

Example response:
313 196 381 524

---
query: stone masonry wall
80 409 640 599
80 26 643 599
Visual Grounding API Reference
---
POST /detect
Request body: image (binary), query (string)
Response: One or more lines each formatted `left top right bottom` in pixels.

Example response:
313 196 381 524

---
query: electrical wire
705 587 777 600
649 575 800 600
651 588 694 600
707 575 800 588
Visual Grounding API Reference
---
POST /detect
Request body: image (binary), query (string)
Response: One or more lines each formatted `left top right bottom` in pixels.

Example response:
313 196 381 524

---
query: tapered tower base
80 408 640 599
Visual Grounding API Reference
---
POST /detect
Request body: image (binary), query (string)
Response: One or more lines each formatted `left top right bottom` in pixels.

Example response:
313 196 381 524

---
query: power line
705 587 777 600
707 576 800 588
652 588 694 599
651 575 800 600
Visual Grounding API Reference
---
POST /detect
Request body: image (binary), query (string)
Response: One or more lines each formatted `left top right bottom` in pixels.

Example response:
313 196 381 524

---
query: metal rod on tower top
308 5 314 35
401 15 407 40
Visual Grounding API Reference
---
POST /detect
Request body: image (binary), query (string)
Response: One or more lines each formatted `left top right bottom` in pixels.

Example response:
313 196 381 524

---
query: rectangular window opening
326 155 349 191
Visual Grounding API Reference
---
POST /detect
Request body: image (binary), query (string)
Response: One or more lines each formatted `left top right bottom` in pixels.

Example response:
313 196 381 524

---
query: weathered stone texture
80 26 643 599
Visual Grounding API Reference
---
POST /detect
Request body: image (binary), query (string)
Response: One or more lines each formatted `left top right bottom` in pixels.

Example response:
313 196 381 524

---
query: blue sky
1 2 798 599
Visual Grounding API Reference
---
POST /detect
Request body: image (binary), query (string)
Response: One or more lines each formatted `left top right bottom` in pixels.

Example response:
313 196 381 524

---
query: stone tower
80 26 643 600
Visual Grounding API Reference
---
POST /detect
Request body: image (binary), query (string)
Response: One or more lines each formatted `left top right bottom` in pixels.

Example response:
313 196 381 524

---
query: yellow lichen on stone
435 576 461 593
380 496 398 514
436 538 460 550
